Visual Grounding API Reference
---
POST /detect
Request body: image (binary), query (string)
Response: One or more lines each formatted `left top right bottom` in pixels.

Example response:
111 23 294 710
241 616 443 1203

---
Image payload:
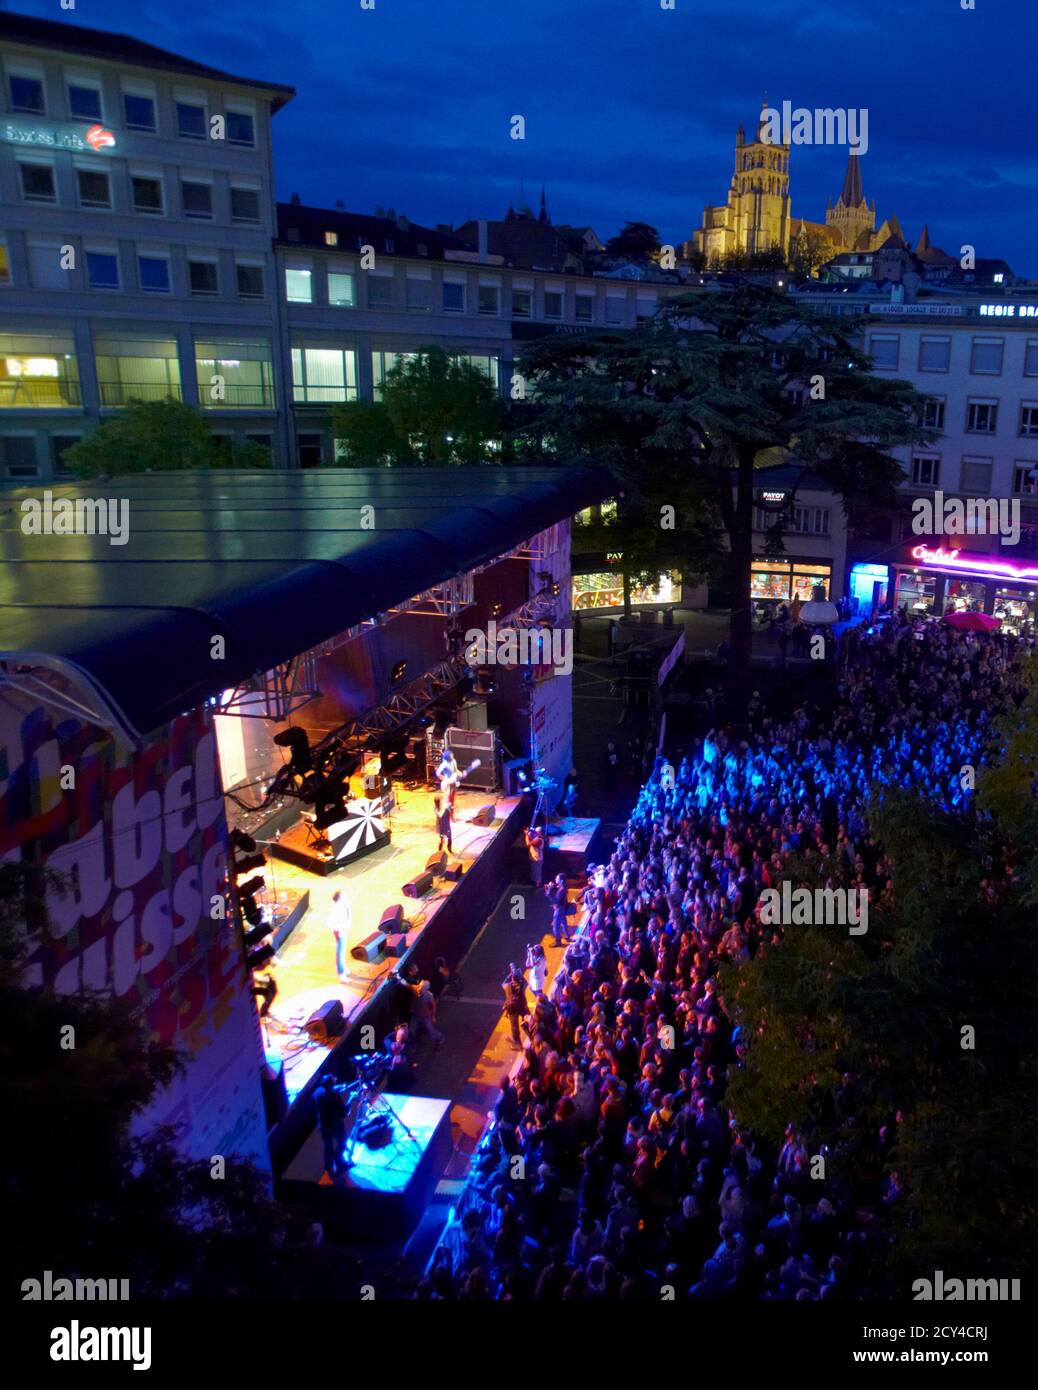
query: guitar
437 758 482 795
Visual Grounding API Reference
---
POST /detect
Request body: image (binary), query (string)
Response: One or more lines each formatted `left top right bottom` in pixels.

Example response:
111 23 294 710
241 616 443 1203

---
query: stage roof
0 466 612 738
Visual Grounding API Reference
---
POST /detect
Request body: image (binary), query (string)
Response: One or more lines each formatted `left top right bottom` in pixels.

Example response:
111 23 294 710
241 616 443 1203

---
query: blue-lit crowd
417 614 1029 1300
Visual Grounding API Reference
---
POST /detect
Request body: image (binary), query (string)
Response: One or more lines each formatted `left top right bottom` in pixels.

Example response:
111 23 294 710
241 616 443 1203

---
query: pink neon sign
910 544 1038 583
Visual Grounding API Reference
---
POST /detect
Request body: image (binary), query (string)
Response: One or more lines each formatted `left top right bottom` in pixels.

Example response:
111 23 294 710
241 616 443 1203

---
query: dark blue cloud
20 0 1037 271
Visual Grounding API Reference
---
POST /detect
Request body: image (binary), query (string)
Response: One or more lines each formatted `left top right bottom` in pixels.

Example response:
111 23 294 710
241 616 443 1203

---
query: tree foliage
64 399 272 477
517 286 934 688
333 345 506 465
605 220 663 261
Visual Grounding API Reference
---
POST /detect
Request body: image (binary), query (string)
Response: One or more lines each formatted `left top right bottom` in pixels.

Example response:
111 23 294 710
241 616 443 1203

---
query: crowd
414 612 1031 1300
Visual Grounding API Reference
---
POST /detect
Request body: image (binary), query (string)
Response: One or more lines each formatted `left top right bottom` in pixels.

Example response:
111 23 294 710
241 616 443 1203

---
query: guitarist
436 747 462 811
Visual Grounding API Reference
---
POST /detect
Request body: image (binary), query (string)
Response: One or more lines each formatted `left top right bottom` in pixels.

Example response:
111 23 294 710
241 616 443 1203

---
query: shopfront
892 544 1038 633
750 558 833 606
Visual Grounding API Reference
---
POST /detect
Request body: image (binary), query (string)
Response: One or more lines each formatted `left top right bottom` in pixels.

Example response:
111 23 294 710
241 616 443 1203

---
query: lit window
285 267 312 303
195 339 275 408
291 346 358 403
95 335 181 405
328 271 355 307
0 333 80 408
324 231 339 247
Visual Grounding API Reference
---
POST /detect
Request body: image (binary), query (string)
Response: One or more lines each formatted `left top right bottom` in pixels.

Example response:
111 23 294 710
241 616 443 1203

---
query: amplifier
425 850 447 876
304 998 345 1044
351 931 386 963
379 904 404 932
403 870 434 899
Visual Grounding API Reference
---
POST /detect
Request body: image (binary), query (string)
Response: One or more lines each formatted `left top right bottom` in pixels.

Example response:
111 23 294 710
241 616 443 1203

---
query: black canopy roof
0 467 611 737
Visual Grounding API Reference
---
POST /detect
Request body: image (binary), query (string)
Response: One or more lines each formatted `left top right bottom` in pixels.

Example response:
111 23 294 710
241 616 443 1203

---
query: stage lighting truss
215 649 322 724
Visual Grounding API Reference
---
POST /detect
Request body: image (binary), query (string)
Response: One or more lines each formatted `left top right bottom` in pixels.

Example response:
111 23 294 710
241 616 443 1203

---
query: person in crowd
502 962 529 1049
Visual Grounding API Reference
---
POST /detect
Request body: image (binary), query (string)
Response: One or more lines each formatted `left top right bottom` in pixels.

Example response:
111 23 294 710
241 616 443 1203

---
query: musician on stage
329 888 351 981
436 747 461 811
433 794 452 853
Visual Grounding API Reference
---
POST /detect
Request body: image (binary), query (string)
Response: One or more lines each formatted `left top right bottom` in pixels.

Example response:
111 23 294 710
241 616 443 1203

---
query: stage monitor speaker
304 998 345 1044
351 931 386 963
471 804 496 827
379 904 404 932
384 932 409 957
443 860 464 882
425 850 447 876
402 870 434 899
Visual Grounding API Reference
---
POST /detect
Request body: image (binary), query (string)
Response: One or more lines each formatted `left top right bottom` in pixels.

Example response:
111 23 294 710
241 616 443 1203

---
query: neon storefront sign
0 119 117 153
910 544 1038 582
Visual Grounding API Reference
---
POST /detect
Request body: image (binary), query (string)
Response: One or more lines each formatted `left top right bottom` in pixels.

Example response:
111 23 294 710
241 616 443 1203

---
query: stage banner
0 694 270 1170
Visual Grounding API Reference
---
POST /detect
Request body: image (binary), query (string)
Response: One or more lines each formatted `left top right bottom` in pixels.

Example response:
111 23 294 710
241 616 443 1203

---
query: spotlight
390 659 408 685
238 873 265 900
243 922 271 949
234 850 267 877
273 726 312 774
551 580 561 597
247 942 276 970
489 601 503 618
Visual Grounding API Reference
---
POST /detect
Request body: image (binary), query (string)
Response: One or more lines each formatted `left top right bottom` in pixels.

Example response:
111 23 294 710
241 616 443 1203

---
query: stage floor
325 1094 451 1195
258 785 521 1104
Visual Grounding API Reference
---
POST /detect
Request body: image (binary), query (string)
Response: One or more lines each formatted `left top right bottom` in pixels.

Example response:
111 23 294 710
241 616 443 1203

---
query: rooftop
0 466 611 738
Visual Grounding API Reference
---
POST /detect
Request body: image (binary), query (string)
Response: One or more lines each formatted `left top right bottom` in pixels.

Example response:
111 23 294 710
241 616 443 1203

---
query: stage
254 783 524 1119
279 1093 453 1242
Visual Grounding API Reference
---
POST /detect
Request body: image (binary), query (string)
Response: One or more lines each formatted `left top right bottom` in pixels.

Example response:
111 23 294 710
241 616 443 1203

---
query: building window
291 346 358 403
188 260 218 296
138 255 171 293
791 505 830 535
181 180 213 219
1013 463 1038 495
324 231 338 247
452 353 500 390
328 271 355 307
19 162 56 203
921 397 945 430
132 175 163 214
512 288 532 318
76 168 111 209
86 251 120 290
1025 341 1038 377
544 290 563 320
95 335 181 406
0 239 9 286
478 284 499 315
225 109 255 146
51 434 82 477
367 274 393 309
912 455 940 486
372 350 418 399
176 101 207 139
406 275 432 311
959 457 993 494
9 73 45 114
443 280 465 312
970 337 1004 374
636 296 657 324
966 400 997 433
123 91 156 130
236 262 264 298
0 333 80 408
67 82 102 120
1019 404 1038 437
28 242 69 290
2 436 40 478
605 297 626 325
195 340 275 408
230 185 261 223
868 334 899 369
284 266 312 303
575 293 594 322
918 336 951 372
297 433 324 469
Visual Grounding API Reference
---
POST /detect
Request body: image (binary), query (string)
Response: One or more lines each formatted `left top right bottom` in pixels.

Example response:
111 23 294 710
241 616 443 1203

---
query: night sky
19 0 1037 273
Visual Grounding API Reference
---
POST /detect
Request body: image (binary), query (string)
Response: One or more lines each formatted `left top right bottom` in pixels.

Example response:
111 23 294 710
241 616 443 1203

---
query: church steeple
839 151 865 208
538 184 548 225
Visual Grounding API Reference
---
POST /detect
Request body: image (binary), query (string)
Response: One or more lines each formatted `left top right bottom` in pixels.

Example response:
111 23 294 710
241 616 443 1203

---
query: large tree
333 345 505 465
517 286 934 692
65 398 272 477
605 220 663 261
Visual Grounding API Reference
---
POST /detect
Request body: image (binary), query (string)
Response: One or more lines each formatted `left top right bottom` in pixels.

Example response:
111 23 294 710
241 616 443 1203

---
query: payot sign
0 700 268 1165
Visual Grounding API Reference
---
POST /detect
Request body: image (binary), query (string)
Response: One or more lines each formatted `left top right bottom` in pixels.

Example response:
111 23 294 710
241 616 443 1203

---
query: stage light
273 726 313 774
390 659 408 685
247 942 276 970
489 601 503 618
237 873 265 900
230 829 257 853
243 922 271 949
234 850 267 877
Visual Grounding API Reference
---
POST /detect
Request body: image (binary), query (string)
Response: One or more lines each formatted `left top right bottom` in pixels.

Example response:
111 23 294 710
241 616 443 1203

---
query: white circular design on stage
331 797 388 861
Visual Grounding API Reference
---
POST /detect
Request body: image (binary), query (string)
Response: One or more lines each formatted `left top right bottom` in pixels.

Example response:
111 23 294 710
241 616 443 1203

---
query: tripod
344 1080 421 1165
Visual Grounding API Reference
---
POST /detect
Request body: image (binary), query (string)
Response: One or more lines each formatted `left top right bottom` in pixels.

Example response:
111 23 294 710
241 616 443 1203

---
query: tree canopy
333 345 506 465
64 399 272 477
604 221 663 261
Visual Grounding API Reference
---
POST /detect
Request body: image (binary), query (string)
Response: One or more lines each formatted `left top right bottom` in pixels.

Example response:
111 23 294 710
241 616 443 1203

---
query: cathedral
689 106 905 266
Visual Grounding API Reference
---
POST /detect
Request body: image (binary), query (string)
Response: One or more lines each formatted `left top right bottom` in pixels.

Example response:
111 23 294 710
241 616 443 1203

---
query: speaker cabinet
403 870 434 899
425 850 447 876
351 931 386 963
304 997 345 1043
384 932 409 957
471 804 496 827
379 904 404 932
443 860 464 881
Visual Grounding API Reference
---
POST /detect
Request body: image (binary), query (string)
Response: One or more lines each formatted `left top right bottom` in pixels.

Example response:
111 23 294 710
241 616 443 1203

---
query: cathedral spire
539 183 548 225
839 151 865 208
